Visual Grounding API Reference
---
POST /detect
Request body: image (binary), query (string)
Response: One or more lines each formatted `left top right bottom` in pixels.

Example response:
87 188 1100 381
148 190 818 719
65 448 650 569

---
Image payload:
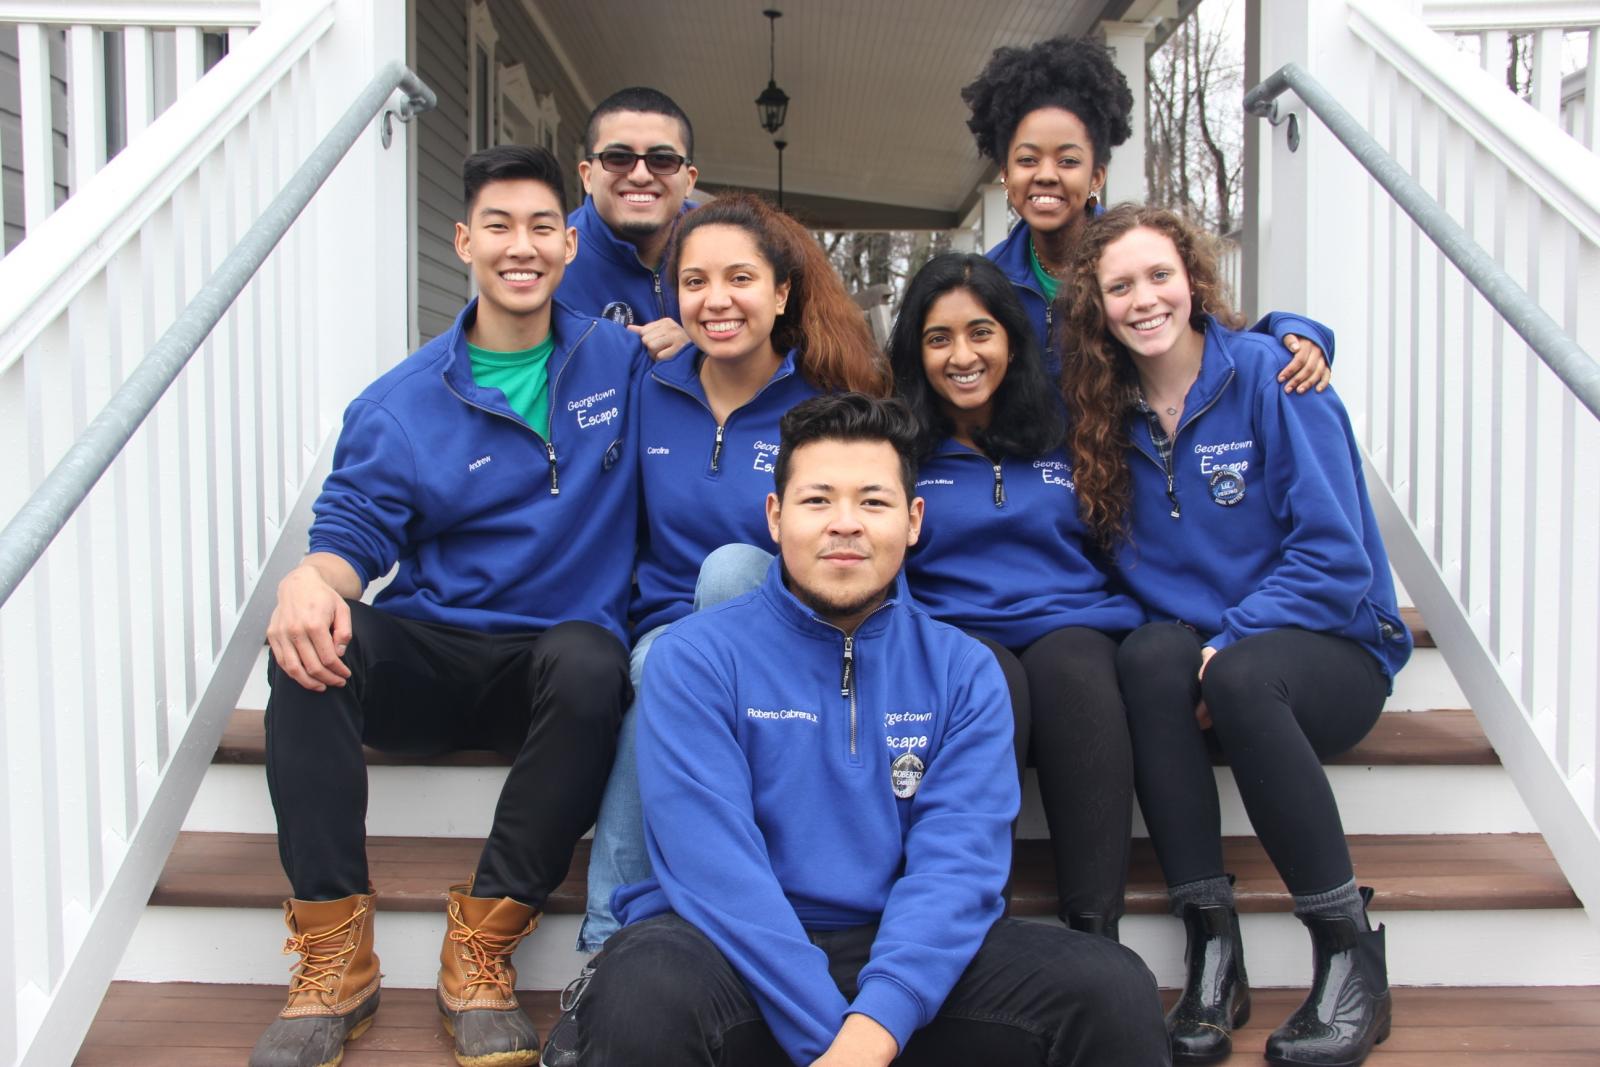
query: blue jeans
577 543 774 952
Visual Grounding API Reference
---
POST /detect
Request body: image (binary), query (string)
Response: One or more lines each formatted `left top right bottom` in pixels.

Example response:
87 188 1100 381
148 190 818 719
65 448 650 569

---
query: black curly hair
961 36 1134 167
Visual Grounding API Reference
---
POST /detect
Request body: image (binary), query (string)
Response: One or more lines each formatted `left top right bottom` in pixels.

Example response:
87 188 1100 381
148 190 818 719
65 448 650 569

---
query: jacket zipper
444 319 596 496
654 361 796 476
840 635 856 755
653 271 665 318
992 462 1006 507
1132 367 1235 520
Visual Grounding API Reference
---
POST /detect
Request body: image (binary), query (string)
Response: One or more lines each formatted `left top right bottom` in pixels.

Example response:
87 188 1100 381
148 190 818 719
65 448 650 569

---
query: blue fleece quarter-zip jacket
557 196 693 326
984 221 1334 381
906 441 1144 648
632 346 819 637
614 560 1017 1064
307 298 648 641
1117 316 1412 681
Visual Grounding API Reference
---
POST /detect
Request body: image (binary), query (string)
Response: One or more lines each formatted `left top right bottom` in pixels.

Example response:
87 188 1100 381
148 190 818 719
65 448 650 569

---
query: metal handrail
1244 62 1600 422
0 60 435 610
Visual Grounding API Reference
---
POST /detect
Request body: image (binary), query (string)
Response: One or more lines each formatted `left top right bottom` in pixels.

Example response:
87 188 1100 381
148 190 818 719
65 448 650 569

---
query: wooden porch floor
76 983 1600 1064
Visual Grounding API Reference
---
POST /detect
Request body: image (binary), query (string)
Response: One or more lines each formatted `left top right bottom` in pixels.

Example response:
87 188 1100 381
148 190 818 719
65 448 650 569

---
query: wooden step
213 706 1496 769
151 831 1577 916
75 982 1600 1065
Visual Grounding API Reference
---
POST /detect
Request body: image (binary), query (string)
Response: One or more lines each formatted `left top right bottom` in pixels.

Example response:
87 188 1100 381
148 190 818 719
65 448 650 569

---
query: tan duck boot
437 883 542 1066
249 891 380 1067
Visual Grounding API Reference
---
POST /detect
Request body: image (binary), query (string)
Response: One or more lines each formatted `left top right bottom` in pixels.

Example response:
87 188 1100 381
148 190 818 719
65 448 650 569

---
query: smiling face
677 223 790 367
920 286 1011 441
453 177 576 341
579 110 698 245
1003 106 1104 237
1096 225 1203 363
766 438 923 633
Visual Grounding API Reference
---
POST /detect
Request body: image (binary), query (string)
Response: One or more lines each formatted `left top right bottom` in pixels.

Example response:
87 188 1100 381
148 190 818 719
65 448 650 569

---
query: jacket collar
439 297 595 412
756 553 909 640
569 195 695 272
650 344 801 402
987 220 1034 284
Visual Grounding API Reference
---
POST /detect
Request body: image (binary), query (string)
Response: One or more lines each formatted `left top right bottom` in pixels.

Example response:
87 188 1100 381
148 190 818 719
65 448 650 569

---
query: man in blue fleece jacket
250 146 645 1067
577 395 1169 1066
559 86 698 361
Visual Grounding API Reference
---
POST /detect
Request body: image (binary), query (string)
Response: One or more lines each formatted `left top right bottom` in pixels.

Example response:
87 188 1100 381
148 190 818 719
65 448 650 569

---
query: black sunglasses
587 150 691 176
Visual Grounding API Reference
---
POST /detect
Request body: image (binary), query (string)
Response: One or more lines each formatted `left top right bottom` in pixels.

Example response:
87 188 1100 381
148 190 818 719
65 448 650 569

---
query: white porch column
980 181 1009 253
1099 20 1151 206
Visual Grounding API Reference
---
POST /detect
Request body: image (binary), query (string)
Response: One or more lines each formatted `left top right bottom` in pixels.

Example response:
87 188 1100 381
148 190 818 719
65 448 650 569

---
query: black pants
974 628 1133 923
264 600 630 903
579 913 1170 1066
1116 623 1388 896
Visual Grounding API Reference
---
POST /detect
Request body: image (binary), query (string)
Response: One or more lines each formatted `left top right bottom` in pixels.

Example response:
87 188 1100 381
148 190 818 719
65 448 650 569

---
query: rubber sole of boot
1264 1014 1391 1067
438 1011 541 1067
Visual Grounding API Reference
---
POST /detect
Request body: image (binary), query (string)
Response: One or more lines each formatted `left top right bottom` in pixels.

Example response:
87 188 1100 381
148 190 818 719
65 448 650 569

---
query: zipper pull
711 424 725 471
1167 473 1178 518
546 442 560 496
840 635 854 697
992 463 1006 507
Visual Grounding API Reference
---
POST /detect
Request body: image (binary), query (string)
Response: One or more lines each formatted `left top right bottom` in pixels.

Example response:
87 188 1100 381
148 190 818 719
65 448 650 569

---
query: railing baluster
1584 29 1599 151
66 25 106 196
17 24 55 232
1530 27 1563 121
175 26 204 95
122 25 153 139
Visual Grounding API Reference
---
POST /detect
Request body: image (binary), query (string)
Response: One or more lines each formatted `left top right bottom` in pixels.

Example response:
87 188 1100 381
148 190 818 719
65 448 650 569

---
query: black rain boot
1265 887 1392 1066
1166 901 1250 1064
1066 912 1121 943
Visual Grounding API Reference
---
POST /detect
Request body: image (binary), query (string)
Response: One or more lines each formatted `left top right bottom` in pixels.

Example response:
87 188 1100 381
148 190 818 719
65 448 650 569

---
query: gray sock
1293 878 1369 929
1168 875 1235 916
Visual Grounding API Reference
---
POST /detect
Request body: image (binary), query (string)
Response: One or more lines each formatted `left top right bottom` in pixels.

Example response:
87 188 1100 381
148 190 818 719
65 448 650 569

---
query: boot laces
282 902 368 996
559 964 595 1012
447 899 533 997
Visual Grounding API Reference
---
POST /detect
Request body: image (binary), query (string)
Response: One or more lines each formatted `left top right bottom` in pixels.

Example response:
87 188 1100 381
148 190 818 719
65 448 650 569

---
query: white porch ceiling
527 0 1157 221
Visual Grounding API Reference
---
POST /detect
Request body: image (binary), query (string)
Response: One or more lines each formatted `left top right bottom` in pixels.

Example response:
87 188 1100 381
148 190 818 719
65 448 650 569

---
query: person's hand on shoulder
809 1014 899 1067
630 317 691 361
1277 334 1331 394
266 554 362 691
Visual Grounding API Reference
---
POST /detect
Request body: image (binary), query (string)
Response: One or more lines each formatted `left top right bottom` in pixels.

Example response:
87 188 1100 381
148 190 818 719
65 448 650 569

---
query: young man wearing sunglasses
561 86 699 362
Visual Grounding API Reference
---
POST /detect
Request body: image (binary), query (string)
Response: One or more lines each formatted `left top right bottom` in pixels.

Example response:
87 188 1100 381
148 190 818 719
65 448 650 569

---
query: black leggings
973 628 1133 922
1116 623 1388 896
265 600 630 903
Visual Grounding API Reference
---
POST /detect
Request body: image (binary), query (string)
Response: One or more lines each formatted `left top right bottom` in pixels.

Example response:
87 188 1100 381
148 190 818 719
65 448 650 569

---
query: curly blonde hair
1058 204 1245 551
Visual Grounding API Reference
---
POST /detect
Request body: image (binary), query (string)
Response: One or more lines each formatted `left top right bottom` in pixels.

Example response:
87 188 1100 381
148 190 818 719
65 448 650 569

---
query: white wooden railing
1254 0 1600 925
1422 0 1599 150
0 0 413 1061
0 1 264 256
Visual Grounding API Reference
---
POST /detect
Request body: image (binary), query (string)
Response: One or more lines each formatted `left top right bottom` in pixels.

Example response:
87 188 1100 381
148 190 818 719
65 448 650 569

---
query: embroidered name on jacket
746 706 819 724
1194 438 1253 475
569 388 619 429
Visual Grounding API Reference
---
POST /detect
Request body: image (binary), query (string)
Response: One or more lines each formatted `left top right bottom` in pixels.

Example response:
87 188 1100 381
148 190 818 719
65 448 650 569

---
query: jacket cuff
848 976 924 1054
1204 630 1239 656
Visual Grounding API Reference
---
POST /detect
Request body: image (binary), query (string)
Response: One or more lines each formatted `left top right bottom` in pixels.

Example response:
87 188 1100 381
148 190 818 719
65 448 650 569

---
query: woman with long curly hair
961 35 1329 389
568 193 888 1028
890 252 1143 940
1061 204 1411 1067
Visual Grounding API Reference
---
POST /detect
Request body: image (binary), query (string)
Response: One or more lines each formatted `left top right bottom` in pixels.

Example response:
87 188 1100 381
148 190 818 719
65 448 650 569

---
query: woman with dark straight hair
890 252 1143 939
1062 204 1410 1067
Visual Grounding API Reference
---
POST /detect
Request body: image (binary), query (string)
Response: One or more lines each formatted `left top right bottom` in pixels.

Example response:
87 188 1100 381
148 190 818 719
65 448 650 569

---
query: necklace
1030 238 1066 279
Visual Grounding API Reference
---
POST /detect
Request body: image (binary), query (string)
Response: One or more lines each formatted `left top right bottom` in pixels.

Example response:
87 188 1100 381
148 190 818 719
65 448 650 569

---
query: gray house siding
412 0 591 343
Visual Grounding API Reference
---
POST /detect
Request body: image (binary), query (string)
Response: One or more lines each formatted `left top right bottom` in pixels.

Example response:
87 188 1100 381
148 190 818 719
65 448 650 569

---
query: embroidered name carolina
746 707 819 724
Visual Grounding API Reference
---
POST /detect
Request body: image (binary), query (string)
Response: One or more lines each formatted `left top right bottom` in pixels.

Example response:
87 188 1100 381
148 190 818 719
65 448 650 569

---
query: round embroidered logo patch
601 301 636 326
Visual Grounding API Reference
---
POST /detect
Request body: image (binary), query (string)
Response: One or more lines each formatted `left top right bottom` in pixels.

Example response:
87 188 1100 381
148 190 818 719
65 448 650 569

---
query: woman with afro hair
961 35 1330 390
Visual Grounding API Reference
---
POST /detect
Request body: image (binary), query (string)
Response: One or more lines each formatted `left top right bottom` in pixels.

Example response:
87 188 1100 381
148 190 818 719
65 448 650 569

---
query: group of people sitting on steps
249 34 1411 1067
